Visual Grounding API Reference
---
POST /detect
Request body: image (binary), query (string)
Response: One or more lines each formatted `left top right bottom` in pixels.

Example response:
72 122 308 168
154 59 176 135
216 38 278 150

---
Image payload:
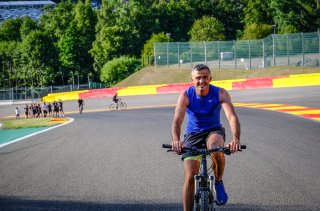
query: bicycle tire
199 190 214 211
109 104 116 111
120 102 127 110
80 106 83 114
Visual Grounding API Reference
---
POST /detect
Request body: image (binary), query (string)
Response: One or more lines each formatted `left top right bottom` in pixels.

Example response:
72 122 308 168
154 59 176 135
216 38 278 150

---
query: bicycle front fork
209 175 215 197
194 175 200 210
194 175 215 209
194 175 215 194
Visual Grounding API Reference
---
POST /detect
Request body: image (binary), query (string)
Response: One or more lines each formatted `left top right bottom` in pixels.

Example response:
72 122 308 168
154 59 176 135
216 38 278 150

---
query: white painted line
0 118 74 148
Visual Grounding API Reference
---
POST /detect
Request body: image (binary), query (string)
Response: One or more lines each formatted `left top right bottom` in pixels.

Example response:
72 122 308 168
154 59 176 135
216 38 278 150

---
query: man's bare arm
171 92 188 154
219 88 241 152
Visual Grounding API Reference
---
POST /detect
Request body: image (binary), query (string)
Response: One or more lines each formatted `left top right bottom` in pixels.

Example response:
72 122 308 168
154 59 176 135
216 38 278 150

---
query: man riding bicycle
113 92 119 105
78 98 84 114
171 64 241 211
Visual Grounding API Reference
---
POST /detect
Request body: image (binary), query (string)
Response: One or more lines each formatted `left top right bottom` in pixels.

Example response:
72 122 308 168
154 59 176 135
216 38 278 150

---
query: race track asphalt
0 86 319 210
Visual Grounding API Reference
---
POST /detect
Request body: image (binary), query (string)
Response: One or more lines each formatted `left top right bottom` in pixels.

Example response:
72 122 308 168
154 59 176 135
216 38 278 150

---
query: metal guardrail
0 82 105 101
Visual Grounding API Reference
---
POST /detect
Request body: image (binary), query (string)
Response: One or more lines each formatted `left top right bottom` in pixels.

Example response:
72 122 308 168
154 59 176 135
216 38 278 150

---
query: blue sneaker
215 180 228 205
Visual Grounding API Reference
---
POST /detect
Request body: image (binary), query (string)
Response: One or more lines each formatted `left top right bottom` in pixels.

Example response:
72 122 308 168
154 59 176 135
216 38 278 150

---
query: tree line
0 0 319 89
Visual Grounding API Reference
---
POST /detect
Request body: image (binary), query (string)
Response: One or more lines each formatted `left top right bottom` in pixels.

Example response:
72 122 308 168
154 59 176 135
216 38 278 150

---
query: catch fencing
154 32 320 69
0 82 105 101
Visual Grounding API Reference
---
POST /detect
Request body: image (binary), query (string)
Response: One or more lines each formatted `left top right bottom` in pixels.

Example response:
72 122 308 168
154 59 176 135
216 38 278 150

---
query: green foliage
73 0 97 81
141 32 173 66
296 0 320 32
57 0 97 84
20 30 58 86
100 56 142 87
189 16 225 41
0 0 319 89
241 23 273 40
268 0 320 34
243 0 272 25
0 18 23 41
154 1 194 42
58 21 79 71
0 41 21 88
20 17 38 40
280 25 298 34
269 0 299 34
40 0 75 41
194 0 246 40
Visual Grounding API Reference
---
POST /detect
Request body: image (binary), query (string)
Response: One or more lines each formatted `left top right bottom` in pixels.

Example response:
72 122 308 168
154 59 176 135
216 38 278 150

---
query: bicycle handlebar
162 144 246 155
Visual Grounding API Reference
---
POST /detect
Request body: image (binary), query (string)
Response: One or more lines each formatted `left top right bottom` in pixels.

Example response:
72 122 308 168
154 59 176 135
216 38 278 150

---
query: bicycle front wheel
109 104 116 111
199 191 214 211
120 102 127 110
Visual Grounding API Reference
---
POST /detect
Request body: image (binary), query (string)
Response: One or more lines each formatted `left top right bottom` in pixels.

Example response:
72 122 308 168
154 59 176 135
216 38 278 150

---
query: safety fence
0 82 105 101
154 32 320 69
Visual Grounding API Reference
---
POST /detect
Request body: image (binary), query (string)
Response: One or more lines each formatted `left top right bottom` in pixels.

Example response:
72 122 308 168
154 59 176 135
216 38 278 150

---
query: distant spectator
15 107 20 119
32 104 37 118
37 103 42 118
24 104 29 119
58 99 64 117
48 102 52 117
42 102 48 118
29 105 33 118
53 101 59 117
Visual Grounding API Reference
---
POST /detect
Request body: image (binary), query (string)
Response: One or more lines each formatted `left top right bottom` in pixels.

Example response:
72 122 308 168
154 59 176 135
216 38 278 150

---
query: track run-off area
0 86 320 210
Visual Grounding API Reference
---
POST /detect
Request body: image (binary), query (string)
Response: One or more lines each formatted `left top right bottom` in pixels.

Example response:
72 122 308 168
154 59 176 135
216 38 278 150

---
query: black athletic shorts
181 126 225 160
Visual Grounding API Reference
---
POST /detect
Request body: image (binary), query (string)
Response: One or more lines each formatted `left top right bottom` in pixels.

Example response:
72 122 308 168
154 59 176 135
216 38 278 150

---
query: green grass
115 66 320 87
0 118 63 129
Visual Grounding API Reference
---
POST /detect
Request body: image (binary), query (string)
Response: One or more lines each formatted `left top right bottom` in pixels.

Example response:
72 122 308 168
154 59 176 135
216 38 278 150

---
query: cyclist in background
78 98 85 114
113 92 119 105
171 64 241 211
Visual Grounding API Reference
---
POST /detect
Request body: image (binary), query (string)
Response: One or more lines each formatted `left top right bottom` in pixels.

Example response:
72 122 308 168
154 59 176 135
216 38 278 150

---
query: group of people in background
16 99 64 119
14 94 120 119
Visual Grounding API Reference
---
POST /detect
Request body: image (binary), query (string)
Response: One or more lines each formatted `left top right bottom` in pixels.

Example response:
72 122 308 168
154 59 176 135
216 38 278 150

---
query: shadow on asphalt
0 197 181 211
0 196 314 210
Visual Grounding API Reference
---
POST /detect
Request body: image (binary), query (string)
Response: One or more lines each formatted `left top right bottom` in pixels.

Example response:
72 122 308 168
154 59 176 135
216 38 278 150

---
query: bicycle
162 144 246 211
79 104 84 114
109 98 127 111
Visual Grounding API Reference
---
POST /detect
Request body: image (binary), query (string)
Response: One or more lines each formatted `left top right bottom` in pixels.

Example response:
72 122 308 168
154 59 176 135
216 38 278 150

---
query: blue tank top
185 84 221 134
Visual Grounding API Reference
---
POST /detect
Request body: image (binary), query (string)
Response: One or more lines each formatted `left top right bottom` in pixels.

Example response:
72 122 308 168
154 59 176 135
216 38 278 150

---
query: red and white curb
235 103 320 122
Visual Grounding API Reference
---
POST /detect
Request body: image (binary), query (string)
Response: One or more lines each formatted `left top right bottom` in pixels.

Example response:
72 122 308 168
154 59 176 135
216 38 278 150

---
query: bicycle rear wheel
109 104 116 111
120 102 127 110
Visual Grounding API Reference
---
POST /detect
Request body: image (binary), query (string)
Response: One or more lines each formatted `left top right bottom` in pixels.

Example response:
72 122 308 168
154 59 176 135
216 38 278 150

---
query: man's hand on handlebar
226 138 241 153
172 140 183 154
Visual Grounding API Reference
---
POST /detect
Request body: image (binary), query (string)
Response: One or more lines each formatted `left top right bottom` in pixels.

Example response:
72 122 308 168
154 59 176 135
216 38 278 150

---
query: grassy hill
115 66 320 87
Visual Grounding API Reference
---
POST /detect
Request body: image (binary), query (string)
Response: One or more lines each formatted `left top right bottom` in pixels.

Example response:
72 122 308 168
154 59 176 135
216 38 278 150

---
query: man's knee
185 171 196 181
207 134 224 148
